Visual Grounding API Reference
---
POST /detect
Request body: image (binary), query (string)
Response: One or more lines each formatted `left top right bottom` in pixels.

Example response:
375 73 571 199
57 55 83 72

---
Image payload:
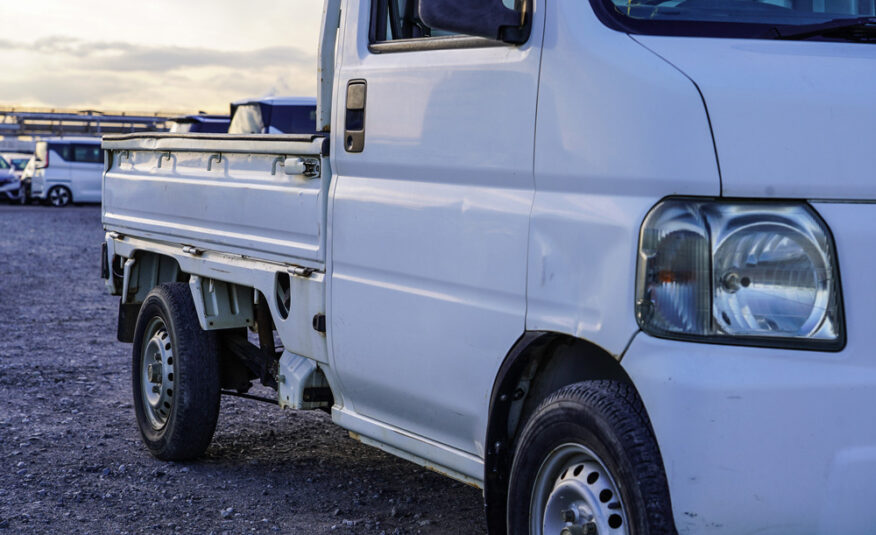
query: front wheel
46 185 71 207
508 381 675 535
132 282 221 460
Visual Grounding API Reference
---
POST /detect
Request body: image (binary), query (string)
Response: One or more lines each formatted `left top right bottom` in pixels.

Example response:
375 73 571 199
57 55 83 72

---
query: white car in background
31 137 103 207
0 155 19 201
1 152 33 179
1 152 33 202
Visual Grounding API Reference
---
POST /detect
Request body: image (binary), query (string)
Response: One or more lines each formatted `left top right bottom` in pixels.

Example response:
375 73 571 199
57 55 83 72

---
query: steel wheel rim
49 188 69 206
530 443 630 535
140 316 176 429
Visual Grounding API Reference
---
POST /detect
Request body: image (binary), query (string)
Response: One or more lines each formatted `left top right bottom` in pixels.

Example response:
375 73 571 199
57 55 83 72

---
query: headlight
636 199 843 350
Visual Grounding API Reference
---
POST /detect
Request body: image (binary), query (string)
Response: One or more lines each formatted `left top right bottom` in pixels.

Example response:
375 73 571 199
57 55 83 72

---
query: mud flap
117 301 141 343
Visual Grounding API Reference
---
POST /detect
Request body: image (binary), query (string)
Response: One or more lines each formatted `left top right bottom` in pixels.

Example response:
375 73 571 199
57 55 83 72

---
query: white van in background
31 137 103 207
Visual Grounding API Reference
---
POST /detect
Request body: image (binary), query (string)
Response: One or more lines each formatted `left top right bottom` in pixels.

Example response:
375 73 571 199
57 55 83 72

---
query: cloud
0 35 318 111
0 35 315 73
0 73 143 108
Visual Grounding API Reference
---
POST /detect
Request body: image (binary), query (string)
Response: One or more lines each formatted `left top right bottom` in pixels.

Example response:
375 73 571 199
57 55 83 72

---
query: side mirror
418 0 530 44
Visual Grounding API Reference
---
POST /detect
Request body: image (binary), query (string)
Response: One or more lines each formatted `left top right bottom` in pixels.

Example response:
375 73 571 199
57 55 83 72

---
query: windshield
228 104 265 134
0 157 8 170
601 0 876 35
11 158 29 170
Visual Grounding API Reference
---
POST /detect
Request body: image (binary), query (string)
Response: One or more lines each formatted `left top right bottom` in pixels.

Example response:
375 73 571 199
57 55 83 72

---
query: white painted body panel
624 201 876 535
326 0 544 460
72 159 102 202
528 2 720 355
335 406 484 485
102 134 328 267
634 35 876 200
31 150 68 200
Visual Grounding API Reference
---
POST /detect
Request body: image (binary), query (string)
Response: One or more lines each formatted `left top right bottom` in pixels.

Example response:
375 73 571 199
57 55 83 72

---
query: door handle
345 80 366 153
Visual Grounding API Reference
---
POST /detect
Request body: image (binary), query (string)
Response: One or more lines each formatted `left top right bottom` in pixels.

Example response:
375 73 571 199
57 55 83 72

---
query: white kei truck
100 0 876 533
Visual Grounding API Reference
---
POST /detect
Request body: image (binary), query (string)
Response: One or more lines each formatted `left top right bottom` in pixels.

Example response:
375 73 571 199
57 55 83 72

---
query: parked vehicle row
0 139 101 207
4 97 318 208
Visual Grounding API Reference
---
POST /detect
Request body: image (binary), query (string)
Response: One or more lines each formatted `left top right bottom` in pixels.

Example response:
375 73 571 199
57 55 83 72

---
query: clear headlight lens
636 199 843 349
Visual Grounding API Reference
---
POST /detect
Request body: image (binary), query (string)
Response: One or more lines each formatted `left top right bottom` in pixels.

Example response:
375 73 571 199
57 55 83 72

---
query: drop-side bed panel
102 134 329 267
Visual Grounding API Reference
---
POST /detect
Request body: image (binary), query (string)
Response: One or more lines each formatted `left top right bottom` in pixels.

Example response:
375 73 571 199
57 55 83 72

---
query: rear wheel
47 185 71 207
132 282 220 460
508 381 675 535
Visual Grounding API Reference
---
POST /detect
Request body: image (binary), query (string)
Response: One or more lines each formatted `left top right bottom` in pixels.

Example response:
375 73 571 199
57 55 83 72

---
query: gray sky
0 0 323 114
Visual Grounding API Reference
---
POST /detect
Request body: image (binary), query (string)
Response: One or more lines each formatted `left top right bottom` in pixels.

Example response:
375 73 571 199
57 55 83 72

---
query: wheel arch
116 250 187 342
484 331 641 534
116 249 263 342
122 250 188 303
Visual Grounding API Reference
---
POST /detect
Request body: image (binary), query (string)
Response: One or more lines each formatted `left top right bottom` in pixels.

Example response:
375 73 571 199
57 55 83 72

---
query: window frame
368 0 531 53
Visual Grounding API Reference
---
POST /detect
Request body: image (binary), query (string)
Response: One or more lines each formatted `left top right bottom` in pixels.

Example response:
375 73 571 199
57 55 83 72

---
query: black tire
507 380 675 535
20 181 32 205
46 185 71 207
131 282 220 460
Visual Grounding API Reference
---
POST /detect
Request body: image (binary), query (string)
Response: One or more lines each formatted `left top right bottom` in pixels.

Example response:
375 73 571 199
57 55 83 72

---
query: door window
371 0 455 41
49 143 72 162
370 0 525 43
72 144 102 163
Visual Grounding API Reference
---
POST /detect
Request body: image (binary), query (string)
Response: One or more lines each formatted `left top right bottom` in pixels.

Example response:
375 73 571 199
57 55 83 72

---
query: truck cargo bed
102 133 329 267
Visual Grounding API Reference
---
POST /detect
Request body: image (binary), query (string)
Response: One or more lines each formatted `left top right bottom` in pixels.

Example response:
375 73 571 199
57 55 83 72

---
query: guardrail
0 106 191 137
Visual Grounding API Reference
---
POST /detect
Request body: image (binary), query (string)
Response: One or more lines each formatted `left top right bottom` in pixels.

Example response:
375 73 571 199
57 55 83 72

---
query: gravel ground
0 204 487 535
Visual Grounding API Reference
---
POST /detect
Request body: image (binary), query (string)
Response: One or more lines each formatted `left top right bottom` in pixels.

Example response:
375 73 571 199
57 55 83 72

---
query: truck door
330 0 544 460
